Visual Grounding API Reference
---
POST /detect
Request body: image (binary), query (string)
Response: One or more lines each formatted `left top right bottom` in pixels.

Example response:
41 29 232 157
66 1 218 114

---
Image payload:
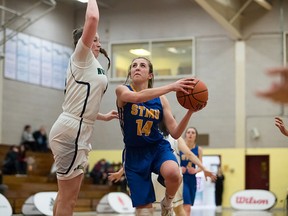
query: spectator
214 166 225 212
90 159 110 185
33 126 49 152
2 145 19 175
21 125 37 151
18 144 28 175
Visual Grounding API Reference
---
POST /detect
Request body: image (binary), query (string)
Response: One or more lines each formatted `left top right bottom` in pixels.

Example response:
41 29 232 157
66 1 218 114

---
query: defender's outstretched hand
256 67 288 104
203 168 217 182
275 116 288 137
97 110 118 121
108 167 124 183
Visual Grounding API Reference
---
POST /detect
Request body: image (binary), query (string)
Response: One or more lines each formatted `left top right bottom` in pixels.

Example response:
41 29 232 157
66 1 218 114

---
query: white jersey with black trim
62 39 108 122
167 135 181 164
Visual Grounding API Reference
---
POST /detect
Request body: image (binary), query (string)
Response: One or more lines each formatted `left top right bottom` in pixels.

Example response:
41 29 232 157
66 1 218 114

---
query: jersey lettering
136 119 153 136
181 154 195 167
131 104 160 119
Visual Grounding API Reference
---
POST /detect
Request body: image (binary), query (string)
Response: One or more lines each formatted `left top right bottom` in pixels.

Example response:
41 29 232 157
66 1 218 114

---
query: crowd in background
1 124 49 176
1 144 35 175
21 124 49 152
90 158 127 193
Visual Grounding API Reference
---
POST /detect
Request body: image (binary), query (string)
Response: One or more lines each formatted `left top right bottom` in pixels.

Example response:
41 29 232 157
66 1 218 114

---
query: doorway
245 155 269 190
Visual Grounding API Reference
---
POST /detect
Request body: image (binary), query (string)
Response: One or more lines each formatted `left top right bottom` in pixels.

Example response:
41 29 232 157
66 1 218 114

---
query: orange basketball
176 78 208 111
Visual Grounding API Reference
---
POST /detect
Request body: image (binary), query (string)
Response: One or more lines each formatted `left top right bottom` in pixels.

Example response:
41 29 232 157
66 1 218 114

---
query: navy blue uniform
180 145 199 205
118 85 177 207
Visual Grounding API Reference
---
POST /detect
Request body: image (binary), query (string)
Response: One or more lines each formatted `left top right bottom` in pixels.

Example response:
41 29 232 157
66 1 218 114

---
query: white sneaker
160 200 174 216
215 206 222 212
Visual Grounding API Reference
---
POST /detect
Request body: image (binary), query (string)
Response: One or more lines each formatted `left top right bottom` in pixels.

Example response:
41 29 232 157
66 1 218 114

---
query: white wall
0 0 288 149
0 0 76 144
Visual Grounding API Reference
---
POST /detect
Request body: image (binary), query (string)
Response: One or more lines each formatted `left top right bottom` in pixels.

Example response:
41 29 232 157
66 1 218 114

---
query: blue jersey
180 145 199 172
117 85 177 207
118 85 164 147
180 145 199 205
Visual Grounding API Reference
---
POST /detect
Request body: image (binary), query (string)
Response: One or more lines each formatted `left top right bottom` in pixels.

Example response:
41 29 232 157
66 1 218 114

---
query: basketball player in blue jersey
108 122 216 216
115 57 205 216
180 127 203 216
49 1 118 215
152 122 216 216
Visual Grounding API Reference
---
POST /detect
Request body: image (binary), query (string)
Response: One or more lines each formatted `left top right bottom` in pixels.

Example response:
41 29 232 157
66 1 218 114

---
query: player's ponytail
100 48 111 71
72 27 83 48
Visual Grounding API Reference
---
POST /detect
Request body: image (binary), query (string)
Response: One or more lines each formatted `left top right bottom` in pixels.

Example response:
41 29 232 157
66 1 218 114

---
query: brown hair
72 27 110 70
184 127 199 142
124 57 154 88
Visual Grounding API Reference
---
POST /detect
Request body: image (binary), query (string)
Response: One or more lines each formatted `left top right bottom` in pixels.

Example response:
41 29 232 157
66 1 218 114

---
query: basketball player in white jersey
49 1 118 215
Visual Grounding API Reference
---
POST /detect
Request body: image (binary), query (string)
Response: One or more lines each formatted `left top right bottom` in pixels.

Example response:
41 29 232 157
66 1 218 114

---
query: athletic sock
162 192 174 208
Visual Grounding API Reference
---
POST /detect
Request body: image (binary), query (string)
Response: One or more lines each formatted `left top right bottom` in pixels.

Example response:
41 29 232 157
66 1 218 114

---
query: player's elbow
86 14 98 24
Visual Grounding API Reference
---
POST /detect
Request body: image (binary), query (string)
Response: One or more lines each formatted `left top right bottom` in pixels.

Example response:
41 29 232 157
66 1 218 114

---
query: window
3 29 72 90
110 38 194 80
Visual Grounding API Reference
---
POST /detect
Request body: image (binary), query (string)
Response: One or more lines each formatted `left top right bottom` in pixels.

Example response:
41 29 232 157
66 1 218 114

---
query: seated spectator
21 125 37 151
2 145 19 175
17 144 27 175
33 126 48 152
90 159 110 185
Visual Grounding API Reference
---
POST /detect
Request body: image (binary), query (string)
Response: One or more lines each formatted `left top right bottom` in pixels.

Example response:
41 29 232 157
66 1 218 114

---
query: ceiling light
167 47 178 54
129 49 151 56
167 47 187 54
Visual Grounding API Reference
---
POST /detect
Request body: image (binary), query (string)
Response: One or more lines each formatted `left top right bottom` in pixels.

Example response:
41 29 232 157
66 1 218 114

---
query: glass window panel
152 40 193 77
111 42 149 79
110 39 193 79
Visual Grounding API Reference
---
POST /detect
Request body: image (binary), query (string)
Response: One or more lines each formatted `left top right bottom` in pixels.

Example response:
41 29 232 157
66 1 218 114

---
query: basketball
176 78 208 111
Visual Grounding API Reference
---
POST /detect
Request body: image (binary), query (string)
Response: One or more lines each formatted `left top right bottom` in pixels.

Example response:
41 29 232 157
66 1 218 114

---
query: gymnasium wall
0 0 76 145
1 0 287 149
88 0 288 149
0 1 287 145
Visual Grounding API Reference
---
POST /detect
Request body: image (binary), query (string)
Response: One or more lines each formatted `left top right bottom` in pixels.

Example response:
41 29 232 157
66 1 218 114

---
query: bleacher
0 144 117 214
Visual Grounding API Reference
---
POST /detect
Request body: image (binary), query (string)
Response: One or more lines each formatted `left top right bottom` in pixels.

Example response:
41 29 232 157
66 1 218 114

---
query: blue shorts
182 174 197 205
124 140 177 207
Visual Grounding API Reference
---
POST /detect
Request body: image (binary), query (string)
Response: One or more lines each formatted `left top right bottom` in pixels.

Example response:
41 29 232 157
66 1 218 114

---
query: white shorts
152 171 183 209
49 112 93 180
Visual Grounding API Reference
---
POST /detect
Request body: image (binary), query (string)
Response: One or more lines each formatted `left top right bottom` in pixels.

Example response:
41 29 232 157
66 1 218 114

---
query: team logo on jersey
97 68 105 75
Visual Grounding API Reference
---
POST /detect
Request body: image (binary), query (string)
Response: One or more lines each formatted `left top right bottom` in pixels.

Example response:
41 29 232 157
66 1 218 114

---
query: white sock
162 192 174 208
